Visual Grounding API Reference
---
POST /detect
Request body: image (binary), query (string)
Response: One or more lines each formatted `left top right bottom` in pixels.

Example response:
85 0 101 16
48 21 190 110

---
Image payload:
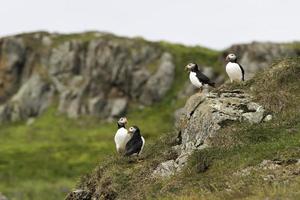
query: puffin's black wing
124 137 143 156
237 63 245 81
195 71 215 87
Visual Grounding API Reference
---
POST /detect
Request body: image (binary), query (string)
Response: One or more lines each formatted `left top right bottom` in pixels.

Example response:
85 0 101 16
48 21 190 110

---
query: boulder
153 89 268 177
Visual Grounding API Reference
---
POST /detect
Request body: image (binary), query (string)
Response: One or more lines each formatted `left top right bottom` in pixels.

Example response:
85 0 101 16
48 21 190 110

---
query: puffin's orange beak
225 56 229 62
128 128 133 134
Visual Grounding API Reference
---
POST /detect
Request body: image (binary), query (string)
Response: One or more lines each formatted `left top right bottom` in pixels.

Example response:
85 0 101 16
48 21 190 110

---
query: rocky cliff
0 32 176 122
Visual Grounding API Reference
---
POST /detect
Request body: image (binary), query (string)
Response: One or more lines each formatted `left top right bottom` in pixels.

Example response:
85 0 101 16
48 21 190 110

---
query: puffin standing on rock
185 63 215 92
225 53 245 82
124 126 145 157
114 117 131 154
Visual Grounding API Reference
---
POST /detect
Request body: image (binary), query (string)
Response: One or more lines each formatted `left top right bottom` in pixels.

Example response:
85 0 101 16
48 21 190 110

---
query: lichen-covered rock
154 89 268 177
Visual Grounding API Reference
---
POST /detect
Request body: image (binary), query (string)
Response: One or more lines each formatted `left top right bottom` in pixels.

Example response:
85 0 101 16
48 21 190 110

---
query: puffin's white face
226 54 237 62
118 117 127 125
128 126 137 133
185 63 197 71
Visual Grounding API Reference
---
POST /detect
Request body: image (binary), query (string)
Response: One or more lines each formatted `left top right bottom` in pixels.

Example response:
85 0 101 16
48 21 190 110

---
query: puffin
114 117 131 154
185 63 215 92
225 53 245 82
124 126 145 157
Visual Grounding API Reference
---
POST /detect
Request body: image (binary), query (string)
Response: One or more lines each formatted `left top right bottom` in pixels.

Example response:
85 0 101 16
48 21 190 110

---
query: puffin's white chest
226 62 243 82
189 72 202 88
114 127 130 151
139 136 145 155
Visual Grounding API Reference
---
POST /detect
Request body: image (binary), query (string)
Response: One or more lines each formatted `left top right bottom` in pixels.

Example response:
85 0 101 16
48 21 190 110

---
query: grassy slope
75 58 300 199
0 33 221 199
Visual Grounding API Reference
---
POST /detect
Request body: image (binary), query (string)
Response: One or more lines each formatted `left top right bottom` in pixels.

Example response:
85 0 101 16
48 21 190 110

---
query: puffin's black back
124 126 143 156
237 63 245 81
192 64 215 87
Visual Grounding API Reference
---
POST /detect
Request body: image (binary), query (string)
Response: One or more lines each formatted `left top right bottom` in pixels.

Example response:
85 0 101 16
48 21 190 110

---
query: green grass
73 57 300 200
0 107 112 199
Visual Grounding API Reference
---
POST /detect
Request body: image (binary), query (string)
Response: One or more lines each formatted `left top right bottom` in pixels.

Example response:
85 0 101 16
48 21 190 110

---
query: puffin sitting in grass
114 117 131 154
225 53 245 82
124 126 145 157
185 63 215 92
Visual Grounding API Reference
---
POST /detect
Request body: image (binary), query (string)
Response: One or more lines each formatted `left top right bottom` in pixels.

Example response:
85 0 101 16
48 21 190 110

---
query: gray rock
26 117 36 126
130 70 151 98
110 98 128 117
259 160 280 170
47 36 173 120
0 75 53 123
174 108 185 130
242 110 264 124
153 90 267 177
88 95 106 116
152 160 176 177
139 53 175 105
42 36 52 46
0 193 8 200
264 114 273 122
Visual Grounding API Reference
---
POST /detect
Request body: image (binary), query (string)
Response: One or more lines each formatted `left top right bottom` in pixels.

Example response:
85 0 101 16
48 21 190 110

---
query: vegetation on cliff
68 58 300 200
